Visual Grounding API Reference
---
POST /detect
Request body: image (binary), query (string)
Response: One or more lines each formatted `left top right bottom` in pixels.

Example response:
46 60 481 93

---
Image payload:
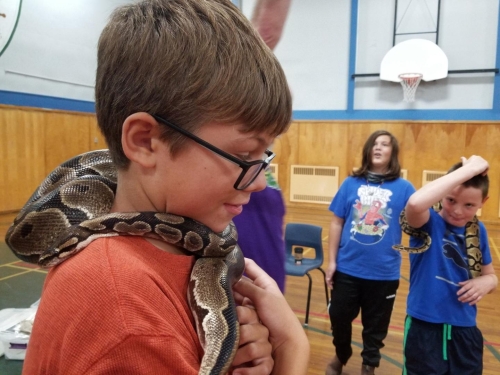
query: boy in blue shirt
400 155 497 374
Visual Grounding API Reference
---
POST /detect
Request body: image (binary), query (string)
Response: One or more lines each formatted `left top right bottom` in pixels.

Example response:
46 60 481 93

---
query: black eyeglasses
152 115 275 190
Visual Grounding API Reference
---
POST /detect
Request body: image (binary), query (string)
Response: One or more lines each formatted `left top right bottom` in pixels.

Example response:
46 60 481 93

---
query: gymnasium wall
1 105 499 224
1 1 499 117
1 1 500 222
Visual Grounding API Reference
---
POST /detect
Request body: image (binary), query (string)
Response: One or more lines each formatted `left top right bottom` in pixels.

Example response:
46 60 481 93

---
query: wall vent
422 170 446 185
422 170 481 216
269 163 278 181
290 165 339 204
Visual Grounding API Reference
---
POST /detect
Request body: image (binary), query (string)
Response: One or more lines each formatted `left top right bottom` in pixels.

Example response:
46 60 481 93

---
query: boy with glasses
20 0 309 374
232 0 292 293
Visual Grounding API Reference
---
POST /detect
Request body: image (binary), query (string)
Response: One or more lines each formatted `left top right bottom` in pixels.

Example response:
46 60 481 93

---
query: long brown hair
352 130 401 180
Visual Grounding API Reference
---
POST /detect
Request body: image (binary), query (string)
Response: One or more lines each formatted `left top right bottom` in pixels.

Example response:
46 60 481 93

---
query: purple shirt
233 183 286 292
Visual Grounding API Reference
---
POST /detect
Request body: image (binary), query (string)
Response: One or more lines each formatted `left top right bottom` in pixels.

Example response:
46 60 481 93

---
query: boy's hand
230 305 273 375
457 275 496 305
233 259 305 350
232 258 310 375
326 262 337 289
461 155 489 176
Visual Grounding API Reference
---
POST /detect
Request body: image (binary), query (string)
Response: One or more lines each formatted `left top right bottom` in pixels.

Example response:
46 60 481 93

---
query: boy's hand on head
230 305 273 375
461 155 489 176
457 275 495 305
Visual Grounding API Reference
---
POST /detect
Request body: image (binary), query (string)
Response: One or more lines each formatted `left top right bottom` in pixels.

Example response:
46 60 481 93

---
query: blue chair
285 223 329 326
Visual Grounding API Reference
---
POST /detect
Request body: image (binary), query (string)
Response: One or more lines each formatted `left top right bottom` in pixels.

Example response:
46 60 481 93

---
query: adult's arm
251 0 292 50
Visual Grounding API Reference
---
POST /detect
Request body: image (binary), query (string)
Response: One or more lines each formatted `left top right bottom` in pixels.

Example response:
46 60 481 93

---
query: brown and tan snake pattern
393 209 482 278
5 149 244 375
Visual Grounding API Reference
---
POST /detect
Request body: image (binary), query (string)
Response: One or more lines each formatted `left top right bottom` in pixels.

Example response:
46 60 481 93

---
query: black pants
403 316 483 375
328 271 399 367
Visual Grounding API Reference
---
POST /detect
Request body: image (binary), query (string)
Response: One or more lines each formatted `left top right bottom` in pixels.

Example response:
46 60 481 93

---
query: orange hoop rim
398 73 423 102
398 73 423 82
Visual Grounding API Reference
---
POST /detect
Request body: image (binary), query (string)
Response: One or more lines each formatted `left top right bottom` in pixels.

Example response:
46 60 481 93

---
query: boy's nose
244 170 267 192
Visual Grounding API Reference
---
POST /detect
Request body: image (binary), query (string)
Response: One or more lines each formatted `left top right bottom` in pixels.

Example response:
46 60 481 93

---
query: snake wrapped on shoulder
5 149 244 375
392 209 482 278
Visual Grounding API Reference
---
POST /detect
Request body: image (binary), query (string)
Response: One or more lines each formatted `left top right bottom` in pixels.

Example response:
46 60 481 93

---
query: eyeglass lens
237 163 266 189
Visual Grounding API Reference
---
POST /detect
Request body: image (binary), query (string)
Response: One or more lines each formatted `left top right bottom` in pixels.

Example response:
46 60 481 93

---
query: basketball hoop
398 73 423 102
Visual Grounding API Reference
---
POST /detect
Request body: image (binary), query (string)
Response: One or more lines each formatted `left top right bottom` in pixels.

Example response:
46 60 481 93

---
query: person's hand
230 305 273 375
233 258 302 350
326 262 337 289
232 258 309 375
457 274 496 305
461 155 489 176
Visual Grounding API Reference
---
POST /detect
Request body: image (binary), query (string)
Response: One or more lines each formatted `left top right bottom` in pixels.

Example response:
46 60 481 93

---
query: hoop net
399 73 423 102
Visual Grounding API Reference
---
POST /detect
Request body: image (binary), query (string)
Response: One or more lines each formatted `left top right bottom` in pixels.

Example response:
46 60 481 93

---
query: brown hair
352 130 401 180
448 162 489 199
95 0 292 168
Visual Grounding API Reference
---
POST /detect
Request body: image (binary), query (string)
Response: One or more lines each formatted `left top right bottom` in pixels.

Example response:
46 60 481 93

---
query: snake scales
392 209 482 278
5 149 244 375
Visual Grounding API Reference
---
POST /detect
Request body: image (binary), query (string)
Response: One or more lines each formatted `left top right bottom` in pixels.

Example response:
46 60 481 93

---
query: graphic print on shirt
441 229 471 280
264 169 281 190
350 185 393 245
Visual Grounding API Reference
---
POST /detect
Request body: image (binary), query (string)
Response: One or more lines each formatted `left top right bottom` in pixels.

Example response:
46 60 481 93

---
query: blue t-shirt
329 176 415 280
407 209 492 327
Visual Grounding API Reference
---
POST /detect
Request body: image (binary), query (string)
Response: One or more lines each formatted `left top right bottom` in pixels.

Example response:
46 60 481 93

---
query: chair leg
317 267 329 306
304 273 312 326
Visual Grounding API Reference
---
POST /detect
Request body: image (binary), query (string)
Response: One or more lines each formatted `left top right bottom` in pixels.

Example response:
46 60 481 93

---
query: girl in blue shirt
325 130 415 375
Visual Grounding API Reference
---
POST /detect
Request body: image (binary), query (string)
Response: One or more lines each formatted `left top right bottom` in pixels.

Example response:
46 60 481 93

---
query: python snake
5 149 244 375
392 209 482 278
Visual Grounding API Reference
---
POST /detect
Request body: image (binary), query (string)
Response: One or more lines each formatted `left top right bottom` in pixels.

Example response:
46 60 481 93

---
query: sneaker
325 356 343 375
361 364 375 375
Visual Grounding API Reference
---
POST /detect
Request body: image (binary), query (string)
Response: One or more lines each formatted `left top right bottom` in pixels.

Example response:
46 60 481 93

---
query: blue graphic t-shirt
407 209 492 327
329 176 415 280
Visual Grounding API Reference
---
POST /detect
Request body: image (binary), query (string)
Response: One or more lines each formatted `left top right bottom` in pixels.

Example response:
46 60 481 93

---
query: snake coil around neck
5 149 244 375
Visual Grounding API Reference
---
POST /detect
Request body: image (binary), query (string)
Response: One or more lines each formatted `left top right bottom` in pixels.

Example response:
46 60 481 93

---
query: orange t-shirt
23 236 203 375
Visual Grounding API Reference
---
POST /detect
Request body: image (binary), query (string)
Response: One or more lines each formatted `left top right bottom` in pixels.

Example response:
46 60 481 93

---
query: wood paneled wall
273 121 500 224
1 105 499 223
0 105 104 212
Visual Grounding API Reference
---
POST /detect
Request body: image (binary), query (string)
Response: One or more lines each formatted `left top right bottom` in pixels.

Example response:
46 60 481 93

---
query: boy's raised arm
405 155 489 228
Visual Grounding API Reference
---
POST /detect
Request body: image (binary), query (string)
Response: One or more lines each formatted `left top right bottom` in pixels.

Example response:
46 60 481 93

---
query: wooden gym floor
1 207 499 374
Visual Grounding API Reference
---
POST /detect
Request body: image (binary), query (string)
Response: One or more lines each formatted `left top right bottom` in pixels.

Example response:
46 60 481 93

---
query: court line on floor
294 309 405 333
0 261 46 270
0 262 48 281
1 261 34 267
0 269 34 281
486 344 500 361
1 264 47 272
304 325 404 369
294 309 500 355
489 237 500 263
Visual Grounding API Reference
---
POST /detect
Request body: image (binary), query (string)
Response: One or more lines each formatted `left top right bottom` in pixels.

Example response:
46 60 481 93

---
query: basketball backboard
380 39 448 82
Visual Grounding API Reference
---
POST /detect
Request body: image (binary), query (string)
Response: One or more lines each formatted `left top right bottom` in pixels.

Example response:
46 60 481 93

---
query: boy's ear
121 112 162 168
